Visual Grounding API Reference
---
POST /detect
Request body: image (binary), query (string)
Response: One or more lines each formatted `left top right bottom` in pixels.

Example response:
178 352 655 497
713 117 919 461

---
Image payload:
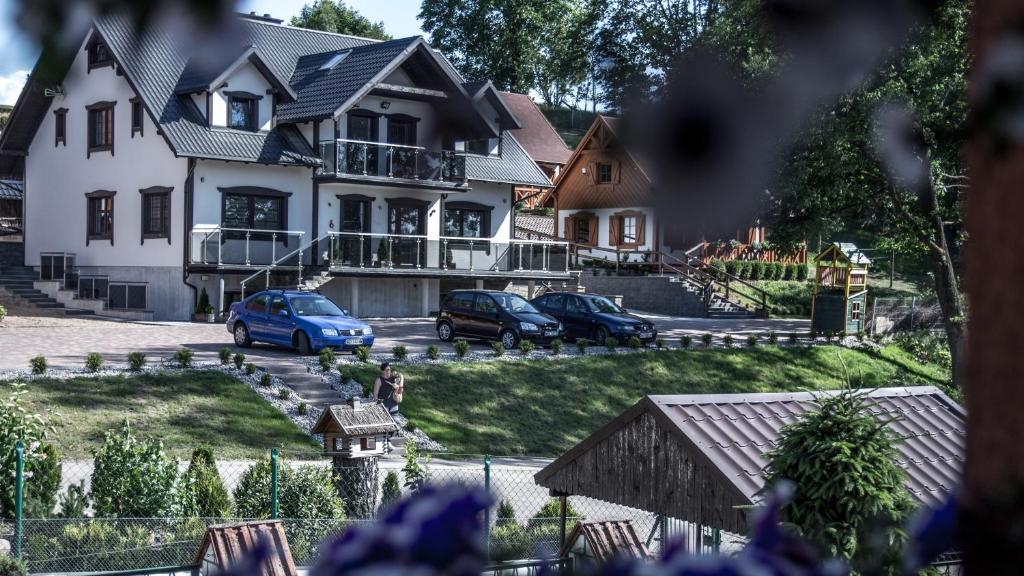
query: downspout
181 158 198 313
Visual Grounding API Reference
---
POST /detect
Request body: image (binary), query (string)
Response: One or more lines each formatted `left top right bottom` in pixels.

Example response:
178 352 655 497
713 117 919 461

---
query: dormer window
226 92 260 131
87 39 114 71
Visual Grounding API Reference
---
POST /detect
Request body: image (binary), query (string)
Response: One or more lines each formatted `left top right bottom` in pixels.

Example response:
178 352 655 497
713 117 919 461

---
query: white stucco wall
558 206 657 262
343 96 443 151
209 61 274 131
24 32 188 269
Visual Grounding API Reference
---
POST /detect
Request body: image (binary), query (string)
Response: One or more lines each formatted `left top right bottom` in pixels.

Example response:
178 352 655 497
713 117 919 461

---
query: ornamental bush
218 347 232 366
0 304 6 324
426 345 440 360
173 347 193 368
380 471 401 511
354 346 371 363
245 363 257 375
491 341 505 357
0 384 60 518
85 352 104 372
724 260 739 277
319 348 336 371
259 372 272 387
23 443 62 518
518 340 535 355
796 263 809 281
768 331 778 345
723 334 734 347
784 263 798 281
233 353 245 370
453 340 470 359
575 338 590 354
701 333 713 348
178 447 230 518
0 554 26 576
709 259 726 280
90 420 178 518
550 339 564 354
392 345 408 361
29 355 47 375
746 334 758 347
604 337 618 351
762 389 910 568
297 402 308 416
233 457 274 519
627 336 642 349
278 388 291 400
127 352 146 372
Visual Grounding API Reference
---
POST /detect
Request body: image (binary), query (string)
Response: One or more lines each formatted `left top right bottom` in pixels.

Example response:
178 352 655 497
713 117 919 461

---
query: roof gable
499 92 570 165
536 387 965 532
176 46 298 102
311 402 399 436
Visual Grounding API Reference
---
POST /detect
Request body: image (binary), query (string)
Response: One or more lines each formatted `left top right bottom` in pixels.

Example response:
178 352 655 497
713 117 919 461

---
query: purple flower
903 494 959 574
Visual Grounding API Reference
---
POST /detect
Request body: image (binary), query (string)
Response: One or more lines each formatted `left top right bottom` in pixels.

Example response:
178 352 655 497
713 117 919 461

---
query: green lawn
758 280 922 317
8 371 320 459
351 345 951 456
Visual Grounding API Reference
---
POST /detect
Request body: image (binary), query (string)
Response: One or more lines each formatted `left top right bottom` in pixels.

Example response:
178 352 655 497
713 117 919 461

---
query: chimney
264 13 272 18
349 396 362 411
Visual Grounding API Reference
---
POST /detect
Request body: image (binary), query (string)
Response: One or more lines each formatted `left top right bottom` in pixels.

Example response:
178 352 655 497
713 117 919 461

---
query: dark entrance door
347 113 380 175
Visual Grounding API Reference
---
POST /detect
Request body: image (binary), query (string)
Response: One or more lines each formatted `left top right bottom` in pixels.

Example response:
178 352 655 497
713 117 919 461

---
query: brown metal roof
536 387 964 531
311 400 400 436
195 520 296 576
499 92 572 166
560 520 652 562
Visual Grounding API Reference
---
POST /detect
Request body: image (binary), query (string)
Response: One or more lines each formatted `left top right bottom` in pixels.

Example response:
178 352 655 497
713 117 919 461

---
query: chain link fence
869 296 945 335
12 449 720 573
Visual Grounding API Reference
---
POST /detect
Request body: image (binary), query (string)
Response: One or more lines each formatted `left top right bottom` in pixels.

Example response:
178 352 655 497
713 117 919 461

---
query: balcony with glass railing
318 139 467 187
189 225 306 269
322 232 573 276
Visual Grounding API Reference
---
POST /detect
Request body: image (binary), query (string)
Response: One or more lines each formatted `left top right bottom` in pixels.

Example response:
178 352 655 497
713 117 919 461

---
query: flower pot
193 313 206 322
207 313 216 323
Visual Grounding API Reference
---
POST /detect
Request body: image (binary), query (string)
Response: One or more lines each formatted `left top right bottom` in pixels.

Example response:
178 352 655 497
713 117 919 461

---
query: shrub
278 388 291 400
723 334 734 347
297 402 308 416
746 334 758 347
0 304 6 324
784 263 798 281
245 363 257 375
491 522 530 562
709 259 726 280
773 262 786 280
0 384 60 518
575 338 590 354
796 263 809 281
426 345 440 360
91 420 178 517
724 260 739 277
127 352 146 372
736 261 751 279
195 287 210 316
856 331 866 342
491 341 505 357
179 447 230 518
680 335 693 349
354 346 371 363
29 355 47 375
789 332 799 344
380 471 401 511
58 480 88 518
259 372 272 386
627 336 642 349
85 352 104 372
279 464 345 518
763 389 910 568
25 521 150 574
894 331 951 369
318 348 337 371
405 419 417 432
218 347 232 366
528 498 582 539
0 552 27 576
173 347 193 368
701 333 713 348
518 340 536 355
655 338 665 349
402 439 430 491
233 458 274 518
233 353 245 369
454 339 470 358
604 337 619 351
496 498 518 527
550 339 564 354
767 331 778 345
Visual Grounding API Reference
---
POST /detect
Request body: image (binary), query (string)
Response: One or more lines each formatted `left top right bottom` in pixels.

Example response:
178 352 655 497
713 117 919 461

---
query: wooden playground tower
811 242 870 335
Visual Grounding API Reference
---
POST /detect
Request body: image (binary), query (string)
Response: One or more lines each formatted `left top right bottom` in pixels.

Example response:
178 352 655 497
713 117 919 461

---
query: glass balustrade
318 140 466 183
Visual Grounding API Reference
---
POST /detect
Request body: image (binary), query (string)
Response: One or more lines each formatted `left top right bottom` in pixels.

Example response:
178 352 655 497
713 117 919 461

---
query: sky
0 0 426 105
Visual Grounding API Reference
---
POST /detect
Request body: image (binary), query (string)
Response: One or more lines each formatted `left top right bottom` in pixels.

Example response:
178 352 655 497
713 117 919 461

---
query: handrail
239 233 321 297
333 137 428 151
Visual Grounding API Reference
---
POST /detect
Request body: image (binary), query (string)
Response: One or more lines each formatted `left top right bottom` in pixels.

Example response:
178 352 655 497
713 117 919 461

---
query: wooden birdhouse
812 242 870 335
310 397 399 459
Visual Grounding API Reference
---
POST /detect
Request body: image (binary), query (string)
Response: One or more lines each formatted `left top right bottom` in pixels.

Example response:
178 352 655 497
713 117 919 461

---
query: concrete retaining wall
578 274 705 317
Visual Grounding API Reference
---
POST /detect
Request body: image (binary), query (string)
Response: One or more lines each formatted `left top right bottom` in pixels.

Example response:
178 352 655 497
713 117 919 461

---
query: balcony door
347 112 379 176
336 194 373 267
386 198 429 268
387 115 419 178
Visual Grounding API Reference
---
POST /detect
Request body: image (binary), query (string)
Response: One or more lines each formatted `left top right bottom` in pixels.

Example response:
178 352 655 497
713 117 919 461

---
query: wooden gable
549 116 654 211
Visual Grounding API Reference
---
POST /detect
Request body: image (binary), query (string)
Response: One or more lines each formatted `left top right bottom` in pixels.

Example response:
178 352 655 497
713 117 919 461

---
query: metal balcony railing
318 139 467 183
189 226 306 268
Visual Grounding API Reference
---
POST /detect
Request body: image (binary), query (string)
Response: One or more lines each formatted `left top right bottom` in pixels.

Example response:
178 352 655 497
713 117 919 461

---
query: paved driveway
0 309 808 370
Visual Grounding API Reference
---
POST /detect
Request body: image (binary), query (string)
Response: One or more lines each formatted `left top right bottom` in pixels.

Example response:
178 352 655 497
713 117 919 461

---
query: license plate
345 337 362 345
640 331 652 337
544 330 558 337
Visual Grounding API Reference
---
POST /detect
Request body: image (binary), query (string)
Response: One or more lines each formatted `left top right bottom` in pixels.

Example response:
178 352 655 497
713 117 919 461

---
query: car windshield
491 293 539 314
585 296 624 313
290 296 346 317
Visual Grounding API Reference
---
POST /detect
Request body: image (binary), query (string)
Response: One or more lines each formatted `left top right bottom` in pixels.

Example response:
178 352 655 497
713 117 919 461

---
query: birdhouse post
811 242 870 335
310 397 399 518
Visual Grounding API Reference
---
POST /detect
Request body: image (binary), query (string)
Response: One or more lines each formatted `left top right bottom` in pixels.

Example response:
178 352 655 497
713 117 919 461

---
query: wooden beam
374 83 448 99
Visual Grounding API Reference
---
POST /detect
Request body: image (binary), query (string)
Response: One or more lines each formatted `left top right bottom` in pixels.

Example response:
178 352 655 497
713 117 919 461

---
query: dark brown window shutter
588 214 599 245
637 214 647 245
564 216 573 241
609 215 620 246
588 162 597 185
613 161 621 183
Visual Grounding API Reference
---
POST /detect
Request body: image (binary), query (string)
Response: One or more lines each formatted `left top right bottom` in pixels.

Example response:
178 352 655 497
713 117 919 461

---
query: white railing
324 232 572 273
189 225 306 268
319 139 467 183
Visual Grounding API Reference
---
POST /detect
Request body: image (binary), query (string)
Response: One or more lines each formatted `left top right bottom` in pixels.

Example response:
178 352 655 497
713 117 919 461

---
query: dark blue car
531 292 657 343
227 290 374 355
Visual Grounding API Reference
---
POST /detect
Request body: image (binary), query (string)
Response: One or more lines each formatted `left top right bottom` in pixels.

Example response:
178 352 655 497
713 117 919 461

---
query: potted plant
205 305 216 323
194 288 211 322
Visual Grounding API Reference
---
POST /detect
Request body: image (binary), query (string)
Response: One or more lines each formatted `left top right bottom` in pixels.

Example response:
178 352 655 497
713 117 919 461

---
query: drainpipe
181 158 199 314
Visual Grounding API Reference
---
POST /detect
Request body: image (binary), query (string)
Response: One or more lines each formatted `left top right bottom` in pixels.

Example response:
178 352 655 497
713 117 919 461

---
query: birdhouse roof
310 401 400 436
559 520 652 562
194 520 296 576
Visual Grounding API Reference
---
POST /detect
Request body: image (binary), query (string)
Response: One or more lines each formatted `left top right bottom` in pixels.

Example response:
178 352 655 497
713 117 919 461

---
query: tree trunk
332 456 379 519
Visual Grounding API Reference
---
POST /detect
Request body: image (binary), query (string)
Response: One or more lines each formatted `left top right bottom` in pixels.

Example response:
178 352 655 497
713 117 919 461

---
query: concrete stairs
270 362 352 408
668 275 758 319
0 264 94 316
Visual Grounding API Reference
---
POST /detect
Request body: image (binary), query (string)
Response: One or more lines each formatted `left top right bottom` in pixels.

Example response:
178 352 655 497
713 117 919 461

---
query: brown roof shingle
195 520 296 576
499 92 572 166
560 520 652 562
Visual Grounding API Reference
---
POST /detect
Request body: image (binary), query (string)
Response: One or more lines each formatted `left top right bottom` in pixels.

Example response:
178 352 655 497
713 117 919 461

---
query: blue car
226 290 374 355
531 292 657 343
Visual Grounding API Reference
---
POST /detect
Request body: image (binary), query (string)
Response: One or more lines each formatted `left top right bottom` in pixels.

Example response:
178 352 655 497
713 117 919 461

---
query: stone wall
578 274 706 317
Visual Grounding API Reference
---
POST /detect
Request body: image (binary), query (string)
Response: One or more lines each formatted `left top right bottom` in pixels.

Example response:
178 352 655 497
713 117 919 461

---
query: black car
436 290 564 348
531 292 658 343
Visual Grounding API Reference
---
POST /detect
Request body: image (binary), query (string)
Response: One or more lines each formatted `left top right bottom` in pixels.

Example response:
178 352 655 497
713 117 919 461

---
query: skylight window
320 51 351 71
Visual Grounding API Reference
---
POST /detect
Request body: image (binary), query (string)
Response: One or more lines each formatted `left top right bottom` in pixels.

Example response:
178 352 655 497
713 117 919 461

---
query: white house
0 12 566 320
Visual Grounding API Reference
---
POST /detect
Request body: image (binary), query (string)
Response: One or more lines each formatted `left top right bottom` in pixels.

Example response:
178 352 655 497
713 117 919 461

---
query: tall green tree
290 0 391 40
419 0 597 102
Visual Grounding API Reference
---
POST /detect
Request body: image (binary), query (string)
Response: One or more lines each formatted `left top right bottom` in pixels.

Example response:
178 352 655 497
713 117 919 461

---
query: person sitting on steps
372 361 404 414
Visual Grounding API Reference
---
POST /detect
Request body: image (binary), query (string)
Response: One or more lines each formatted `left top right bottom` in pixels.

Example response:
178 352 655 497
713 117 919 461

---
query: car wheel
233 323 252 348
595 325 611 343
295 331 312 355
501 329 520 349
437 321 455 342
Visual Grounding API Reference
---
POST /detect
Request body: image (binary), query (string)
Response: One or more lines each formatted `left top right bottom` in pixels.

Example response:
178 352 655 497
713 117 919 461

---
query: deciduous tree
290 0 390 40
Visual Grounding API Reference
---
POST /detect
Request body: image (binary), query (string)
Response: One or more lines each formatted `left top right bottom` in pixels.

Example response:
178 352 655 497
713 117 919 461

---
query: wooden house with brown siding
546 115 661 262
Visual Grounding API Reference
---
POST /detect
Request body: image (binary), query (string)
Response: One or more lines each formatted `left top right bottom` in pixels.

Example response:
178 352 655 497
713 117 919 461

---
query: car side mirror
278 309 290 317
342 309 350 316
